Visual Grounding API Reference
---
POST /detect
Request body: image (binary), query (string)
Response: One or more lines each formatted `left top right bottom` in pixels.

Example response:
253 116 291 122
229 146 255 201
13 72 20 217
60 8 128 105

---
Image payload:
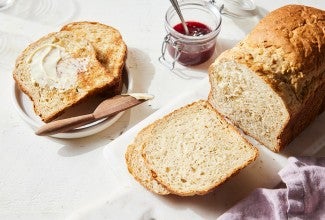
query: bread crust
13 31 114 122
140 100 258 196
13 22 127 122
61 21 127 95
278 81 325 151
209 5 325 151
125 126 170 195
216 5 325 111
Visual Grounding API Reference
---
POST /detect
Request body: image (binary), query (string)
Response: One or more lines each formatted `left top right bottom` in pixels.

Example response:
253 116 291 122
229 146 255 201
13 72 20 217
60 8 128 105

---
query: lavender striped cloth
218 157 325 220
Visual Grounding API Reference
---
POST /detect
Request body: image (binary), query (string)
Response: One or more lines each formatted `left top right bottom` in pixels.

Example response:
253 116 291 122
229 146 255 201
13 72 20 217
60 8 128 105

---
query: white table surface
1 0 324 219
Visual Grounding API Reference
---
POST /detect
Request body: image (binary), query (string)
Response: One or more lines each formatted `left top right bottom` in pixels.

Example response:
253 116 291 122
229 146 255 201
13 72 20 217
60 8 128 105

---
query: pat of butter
122 93 154 100
28 44 89 90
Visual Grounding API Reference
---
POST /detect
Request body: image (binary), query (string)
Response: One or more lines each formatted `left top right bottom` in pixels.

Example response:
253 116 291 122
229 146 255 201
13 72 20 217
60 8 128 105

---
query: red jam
167 21 216 66
173 21 212 36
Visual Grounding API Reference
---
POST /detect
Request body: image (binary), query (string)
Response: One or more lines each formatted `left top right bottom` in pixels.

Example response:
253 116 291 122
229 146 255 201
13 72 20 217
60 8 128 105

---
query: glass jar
159 0 222 69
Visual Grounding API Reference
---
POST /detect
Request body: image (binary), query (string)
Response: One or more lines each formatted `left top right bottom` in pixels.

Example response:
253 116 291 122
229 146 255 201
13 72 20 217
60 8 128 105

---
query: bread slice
13 31 116 122
208 5 325 152
141 100 258 196
61 21 127 95
125 126 170 195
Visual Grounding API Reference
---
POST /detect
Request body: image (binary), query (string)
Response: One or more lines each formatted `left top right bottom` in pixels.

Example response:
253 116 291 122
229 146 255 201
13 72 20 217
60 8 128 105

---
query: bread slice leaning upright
208 5 325 152
13 31 116 122
139 100 258 196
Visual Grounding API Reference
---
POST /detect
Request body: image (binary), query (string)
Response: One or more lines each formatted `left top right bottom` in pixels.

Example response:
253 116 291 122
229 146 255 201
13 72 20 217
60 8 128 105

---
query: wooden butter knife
35 93 154 136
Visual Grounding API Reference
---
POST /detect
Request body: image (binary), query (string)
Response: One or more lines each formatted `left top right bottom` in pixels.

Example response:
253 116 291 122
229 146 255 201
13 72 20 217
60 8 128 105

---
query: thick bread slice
208 5 325 152
125 126 170 195
141 100 258 196
13 31 115 122
61 21 127 95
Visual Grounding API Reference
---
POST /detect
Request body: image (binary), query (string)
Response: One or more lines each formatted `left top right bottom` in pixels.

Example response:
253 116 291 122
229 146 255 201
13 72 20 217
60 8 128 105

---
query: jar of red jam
159 0 222 69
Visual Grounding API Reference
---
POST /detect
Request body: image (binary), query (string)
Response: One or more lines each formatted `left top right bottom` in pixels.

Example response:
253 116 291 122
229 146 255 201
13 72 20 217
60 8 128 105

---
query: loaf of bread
208 5 325 152
61 22 127 95
13 22 127 122
126 100 258 196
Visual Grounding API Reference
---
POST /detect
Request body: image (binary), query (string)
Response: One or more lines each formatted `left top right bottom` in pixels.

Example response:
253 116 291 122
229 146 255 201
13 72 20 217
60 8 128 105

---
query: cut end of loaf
208 61 290 152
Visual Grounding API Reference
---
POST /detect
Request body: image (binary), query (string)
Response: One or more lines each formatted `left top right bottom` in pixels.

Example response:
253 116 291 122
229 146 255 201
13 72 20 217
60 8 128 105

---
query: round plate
12 67 133 139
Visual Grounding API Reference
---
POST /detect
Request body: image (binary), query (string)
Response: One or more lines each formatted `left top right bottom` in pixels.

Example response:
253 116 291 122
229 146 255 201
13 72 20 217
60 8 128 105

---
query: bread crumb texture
127 100 257 196
13 22 127 122
125 126 170 195
209 5 325 151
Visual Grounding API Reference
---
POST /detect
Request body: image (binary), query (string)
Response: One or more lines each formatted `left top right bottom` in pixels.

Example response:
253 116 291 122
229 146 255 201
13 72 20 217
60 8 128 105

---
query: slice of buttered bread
125 126 170 195
61 22 127 95
13 31 116 122
141 100 258 196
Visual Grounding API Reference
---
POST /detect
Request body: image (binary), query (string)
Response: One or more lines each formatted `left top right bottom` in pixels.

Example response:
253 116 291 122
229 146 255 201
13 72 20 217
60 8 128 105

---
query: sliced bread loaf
13 31 116 122
140 100 258 196
125 126 170 195
61 21 127 95
208 5 325 152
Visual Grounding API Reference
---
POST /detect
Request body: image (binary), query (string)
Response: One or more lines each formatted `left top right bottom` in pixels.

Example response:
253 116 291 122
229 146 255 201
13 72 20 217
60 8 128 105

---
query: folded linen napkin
218 157 325 220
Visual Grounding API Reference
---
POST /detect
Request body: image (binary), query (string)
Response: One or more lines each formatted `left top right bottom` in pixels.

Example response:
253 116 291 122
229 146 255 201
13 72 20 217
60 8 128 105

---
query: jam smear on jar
167 21 216 66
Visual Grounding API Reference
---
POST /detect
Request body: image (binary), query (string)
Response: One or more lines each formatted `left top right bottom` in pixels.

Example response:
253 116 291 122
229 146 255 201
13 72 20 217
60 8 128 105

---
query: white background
0 0 324 219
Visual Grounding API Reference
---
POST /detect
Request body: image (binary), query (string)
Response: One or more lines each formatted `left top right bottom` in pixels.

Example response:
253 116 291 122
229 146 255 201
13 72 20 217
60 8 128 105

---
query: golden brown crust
61 21 127 82
61 21 127 102
277 81 325 152
210 5 325 152
140 100 258 196
13 31 114 122
237 5 325 106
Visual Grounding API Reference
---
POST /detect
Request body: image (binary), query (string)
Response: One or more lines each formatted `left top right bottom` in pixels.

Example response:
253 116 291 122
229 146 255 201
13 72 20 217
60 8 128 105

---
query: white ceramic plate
12 67 133 139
